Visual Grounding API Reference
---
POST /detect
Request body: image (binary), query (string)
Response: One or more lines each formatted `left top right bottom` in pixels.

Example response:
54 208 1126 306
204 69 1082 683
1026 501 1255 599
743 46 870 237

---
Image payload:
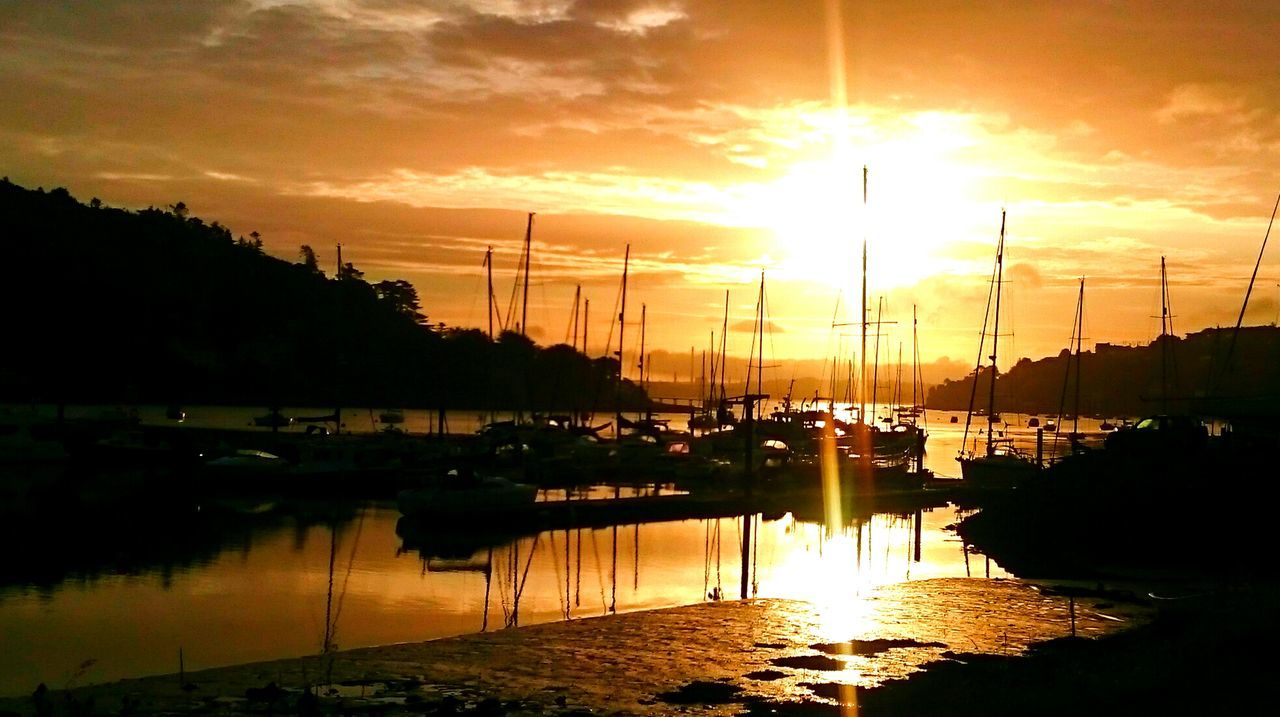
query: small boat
166 404 186 422
206 449 289 472
397 469 538 519
949 416 959 424
252 410 293 428
1100 420 1115 431
378 408 406 425
1028 417 1040 428
1044 419 1057 431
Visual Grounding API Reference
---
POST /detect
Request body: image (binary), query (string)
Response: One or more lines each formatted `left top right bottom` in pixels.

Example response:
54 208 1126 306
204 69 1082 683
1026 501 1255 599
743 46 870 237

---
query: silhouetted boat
957 210 1039 485
378 408 405 425
397 469 537 519
165 404 186 422
252 410 293 428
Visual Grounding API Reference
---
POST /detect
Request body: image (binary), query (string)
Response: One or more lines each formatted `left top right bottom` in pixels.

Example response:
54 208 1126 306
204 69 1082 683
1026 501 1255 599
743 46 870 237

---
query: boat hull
957 454 1039 485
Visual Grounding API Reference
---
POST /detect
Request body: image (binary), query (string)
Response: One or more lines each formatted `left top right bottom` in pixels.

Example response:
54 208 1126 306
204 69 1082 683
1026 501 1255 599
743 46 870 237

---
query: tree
374 279 426 324
168 201 188 218
298 245 323 275
338 262 364 281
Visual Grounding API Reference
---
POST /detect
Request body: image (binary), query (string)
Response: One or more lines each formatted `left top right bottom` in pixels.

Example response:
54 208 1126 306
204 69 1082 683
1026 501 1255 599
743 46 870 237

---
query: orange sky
2 1 1278 376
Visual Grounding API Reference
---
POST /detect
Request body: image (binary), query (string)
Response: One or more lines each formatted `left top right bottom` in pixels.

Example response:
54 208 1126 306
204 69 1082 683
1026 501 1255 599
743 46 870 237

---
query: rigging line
321 524 337 653
505 234 526 333
1052 279 1084 457
715 519 722 592
703 519 711 598
497 546 512 624
483 248 508 334
764 281 780 399
590 528 608 611
548 531 568 620
513 533 541 611
1220 189 1280 383
329 510 367 639
960 221 1003 455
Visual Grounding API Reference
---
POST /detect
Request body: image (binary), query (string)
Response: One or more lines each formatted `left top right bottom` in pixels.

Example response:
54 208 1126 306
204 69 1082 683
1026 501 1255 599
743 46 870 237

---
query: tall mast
756 272 765 400
871 296 883 422
615 244 630 437
895 343 903 415
1074 278 1084 435
700 349 707 412
912 304 918 412
334 243 345 434
582 299 589 354
986 209 1007 457
485 246 495 340
639 304 647 392
572 284 581 348
860 165 868 425
708 330 716 408
520 212 534 337
1160 256 1169 413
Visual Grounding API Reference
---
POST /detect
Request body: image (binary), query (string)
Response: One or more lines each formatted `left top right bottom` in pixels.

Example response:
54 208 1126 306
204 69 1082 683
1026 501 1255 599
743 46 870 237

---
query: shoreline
0 578 1152 716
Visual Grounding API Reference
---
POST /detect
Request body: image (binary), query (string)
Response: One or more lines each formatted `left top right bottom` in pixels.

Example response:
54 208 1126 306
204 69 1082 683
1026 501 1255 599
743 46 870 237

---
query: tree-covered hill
0 179 646 411
927 325 1280 420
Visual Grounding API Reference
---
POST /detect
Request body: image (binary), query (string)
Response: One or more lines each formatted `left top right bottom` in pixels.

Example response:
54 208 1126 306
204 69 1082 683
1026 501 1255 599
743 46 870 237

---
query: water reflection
0 497 1006 695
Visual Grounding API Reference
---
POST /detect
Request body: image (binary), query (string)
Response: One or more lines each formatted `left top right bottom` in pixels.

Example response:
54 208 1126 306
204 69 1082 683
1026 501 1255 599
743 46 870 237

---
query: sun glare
742 110 993 293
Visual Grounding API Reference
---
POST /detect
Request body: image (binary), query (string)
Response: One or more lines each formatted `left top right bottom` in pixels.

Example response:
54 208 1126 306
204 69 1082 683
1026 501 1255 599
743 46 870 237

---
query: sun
742 111 994 294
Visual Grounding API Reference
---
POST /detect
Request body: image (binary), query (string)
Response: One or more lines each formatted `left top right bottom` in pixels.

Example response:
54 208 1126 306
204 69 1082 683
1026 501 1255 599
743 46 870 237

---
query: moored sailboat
957 210 1039 484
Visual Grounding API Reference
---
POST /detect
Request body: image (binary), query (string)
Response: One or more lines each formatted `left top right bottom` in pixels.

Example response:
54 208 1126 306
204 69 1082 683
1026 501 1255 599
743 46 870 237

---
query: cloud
4 0 1280 362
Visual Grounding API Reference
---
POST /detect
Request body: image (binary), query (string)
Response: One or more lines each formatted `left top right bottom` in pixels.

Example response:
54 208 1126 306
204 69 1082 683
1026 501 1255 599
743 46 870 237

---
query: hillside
0 179 646 411
927 326 1280 419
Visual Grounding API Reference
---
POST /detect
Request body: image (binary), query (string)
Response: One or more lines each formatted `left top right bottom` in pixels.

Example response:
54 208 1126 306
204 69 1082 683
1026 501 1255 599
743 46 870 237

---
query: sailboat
957 210 1040 484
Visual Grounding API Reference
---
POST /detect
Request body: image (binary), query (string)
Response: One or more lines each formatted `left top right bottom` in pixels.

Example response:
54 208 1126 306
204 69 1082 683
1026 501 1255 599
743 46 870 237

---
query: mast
334 243 345 434
895 343 903 416
860 165 868 425
1159 256 1170 413
871 296 883 423
615 244 630 437
986 209 1007 457
756 271 764 401
520 212 534 337
912 304 918 413
485 246 495 340
699 349 707 414
707 331 716 410
639 303 647 396
582 299 589 353
1073 278 1084 435
571 284 581 347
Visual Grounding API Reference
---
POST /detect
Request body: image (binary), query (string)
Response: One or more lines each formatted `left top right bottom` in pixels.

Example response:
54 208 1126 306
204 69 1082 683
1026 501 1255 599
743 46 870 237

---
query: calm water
0 404 1114 695
0 501 1006 695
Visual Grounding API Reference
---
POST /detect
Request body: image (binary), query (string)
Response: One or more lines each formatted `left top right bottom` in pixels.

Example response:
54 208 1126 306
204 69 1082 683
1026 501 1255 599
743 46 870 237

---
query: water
0 500 1005 696
0 403 1116 695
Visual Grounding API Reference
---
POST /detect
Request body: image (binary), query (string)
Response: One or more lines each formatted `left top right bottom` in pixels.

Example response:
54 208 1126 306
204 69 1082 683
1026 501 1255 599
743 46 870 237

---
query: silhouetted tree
338 262 364 281
373 279 426 324
298 245 322 275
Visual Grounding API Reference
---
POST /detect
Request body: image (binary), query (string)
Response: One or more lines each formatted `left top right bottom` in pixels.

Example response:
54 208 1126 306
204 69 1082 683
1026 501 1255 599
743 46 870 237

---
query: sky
3 0 1279 380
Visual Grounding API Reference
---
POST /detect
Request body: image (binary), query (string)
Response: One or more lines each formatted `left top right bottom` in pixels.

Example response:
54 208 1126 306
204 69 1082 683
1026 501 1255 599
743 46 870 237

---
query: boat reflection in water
0 493 1003 695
